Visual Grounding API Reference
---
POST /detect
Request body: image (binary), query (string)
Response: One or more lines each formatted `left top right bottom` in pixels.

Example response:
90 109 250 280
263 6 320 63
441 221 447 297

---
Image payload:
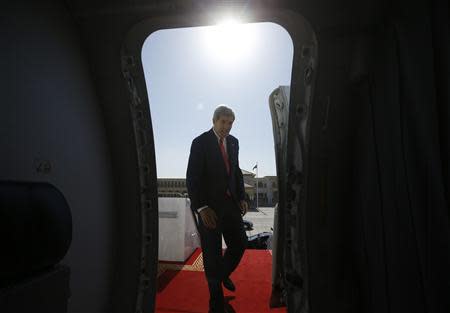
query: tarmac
222 206 275 248
244 206 276 236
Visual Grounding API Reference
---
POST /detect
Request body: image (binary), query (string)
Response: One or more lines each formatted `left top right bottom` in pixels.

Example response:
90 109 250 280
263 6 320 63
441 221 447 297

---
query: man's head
212 105 235 139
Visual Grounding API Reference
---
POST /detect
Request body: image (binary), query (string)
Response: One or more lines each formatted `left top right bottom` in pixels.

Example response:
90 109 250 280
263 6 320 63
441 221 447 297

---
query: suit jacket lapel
227 138 236 169
208 129 228 176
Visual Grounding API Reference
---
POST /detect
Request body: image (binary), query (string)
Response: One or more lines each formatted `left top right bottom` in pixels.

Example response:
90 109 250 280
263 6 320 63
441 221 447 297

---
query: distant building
157 178 187 197
158 169 278 207
241 172 278 207
157 176 254 197
241 169 256 202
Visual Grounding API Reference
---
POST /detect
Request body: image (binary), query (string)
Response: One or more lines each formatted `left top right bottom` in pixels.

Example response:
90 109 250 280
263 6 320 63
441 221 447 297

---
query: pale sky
142 22 293 178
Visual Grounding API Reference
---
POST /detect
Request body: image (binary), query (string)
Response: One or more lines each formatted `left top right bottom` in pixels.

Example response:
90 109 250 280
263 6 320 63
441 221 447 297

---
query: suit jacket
186 128 245 214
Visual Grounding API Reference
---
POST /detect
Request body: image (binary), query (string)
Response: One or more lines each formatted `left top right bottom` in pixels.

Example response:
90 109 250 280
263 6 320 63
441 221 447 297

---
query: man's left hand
239 200 248 216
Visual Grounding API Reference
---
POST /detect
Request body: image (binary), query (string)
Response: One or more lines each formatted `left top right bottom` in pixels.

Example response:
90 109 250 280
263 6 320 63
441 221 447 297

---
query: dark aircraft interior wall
305 2 450 312
2 2 115 312
305 32 361 312
350 2 450 312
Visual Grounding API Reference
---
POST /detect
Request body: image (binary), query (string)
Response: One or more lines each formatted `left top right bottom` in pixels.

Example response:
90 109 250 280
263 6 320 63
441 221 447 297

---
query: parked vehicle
243 220 254 231
247 232 273 250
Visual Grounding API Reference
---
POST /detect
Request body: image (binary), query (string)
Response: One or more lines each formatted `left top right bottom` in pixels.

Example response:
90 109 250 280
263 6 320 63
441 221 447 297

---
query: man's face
213 115 234 139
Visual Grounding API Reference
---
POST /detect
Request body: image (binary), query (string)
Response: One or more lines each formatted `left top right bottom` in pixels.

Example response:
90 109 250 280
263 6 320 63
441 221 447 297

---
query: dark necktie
219 138 230 175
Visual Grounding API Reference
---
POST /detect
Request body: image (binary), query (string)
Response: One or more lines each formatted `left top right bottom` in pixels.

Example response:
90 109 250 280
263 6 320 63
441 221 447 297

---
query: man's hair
213 105 235 122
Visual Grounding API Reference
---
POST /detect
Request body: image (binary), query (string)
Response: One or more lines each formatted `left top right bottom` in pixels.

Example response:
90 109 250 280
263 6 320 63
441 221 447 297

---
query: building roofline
241 169 255 176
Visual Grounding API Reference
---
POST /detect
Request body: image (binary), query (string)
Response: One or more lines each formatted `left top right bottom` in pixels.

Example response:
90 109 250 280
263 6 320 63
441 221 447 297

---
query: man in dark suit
186 105 248 313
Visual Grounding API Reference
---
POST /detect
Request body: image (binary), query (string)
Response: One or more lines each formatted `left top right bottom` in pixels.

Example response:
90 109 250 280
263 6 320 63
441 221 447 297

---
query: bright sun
203 19 256 65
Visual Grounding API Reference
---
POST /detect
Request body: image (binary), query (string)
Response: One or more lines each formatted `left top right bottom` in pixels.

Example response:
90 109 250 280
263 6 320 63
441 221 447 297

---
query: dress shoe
222 277 236 292
224 302 235 313
208 306 232 313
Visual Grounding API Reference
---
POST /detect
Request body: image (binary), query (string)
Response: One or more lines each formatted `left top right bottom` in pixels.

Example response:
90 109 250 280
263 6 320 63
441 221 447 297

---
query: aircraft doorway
141 21 293 313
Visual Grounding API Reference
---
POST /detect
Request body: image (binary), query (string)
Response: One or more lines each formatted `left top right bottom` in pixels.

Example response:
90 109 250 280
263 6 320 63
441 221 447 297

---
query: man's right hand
199 207 218 230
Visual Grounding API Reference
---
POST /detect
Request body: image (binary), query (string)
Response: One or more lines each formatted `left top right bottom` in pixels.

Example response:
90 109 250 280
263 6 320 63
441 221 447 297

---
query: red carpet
156 249 286 313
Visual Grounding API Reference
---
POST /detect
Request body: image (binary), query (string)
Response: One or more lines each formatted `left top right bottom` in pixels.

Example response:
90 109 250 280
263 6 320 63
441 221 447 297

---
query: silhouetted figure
187 106 248 313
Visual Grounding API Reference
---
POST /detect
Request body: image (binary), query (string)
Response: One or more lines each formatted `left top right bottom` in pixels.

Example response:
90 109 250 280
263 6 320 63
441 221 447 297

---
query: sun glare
203 19 256 65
